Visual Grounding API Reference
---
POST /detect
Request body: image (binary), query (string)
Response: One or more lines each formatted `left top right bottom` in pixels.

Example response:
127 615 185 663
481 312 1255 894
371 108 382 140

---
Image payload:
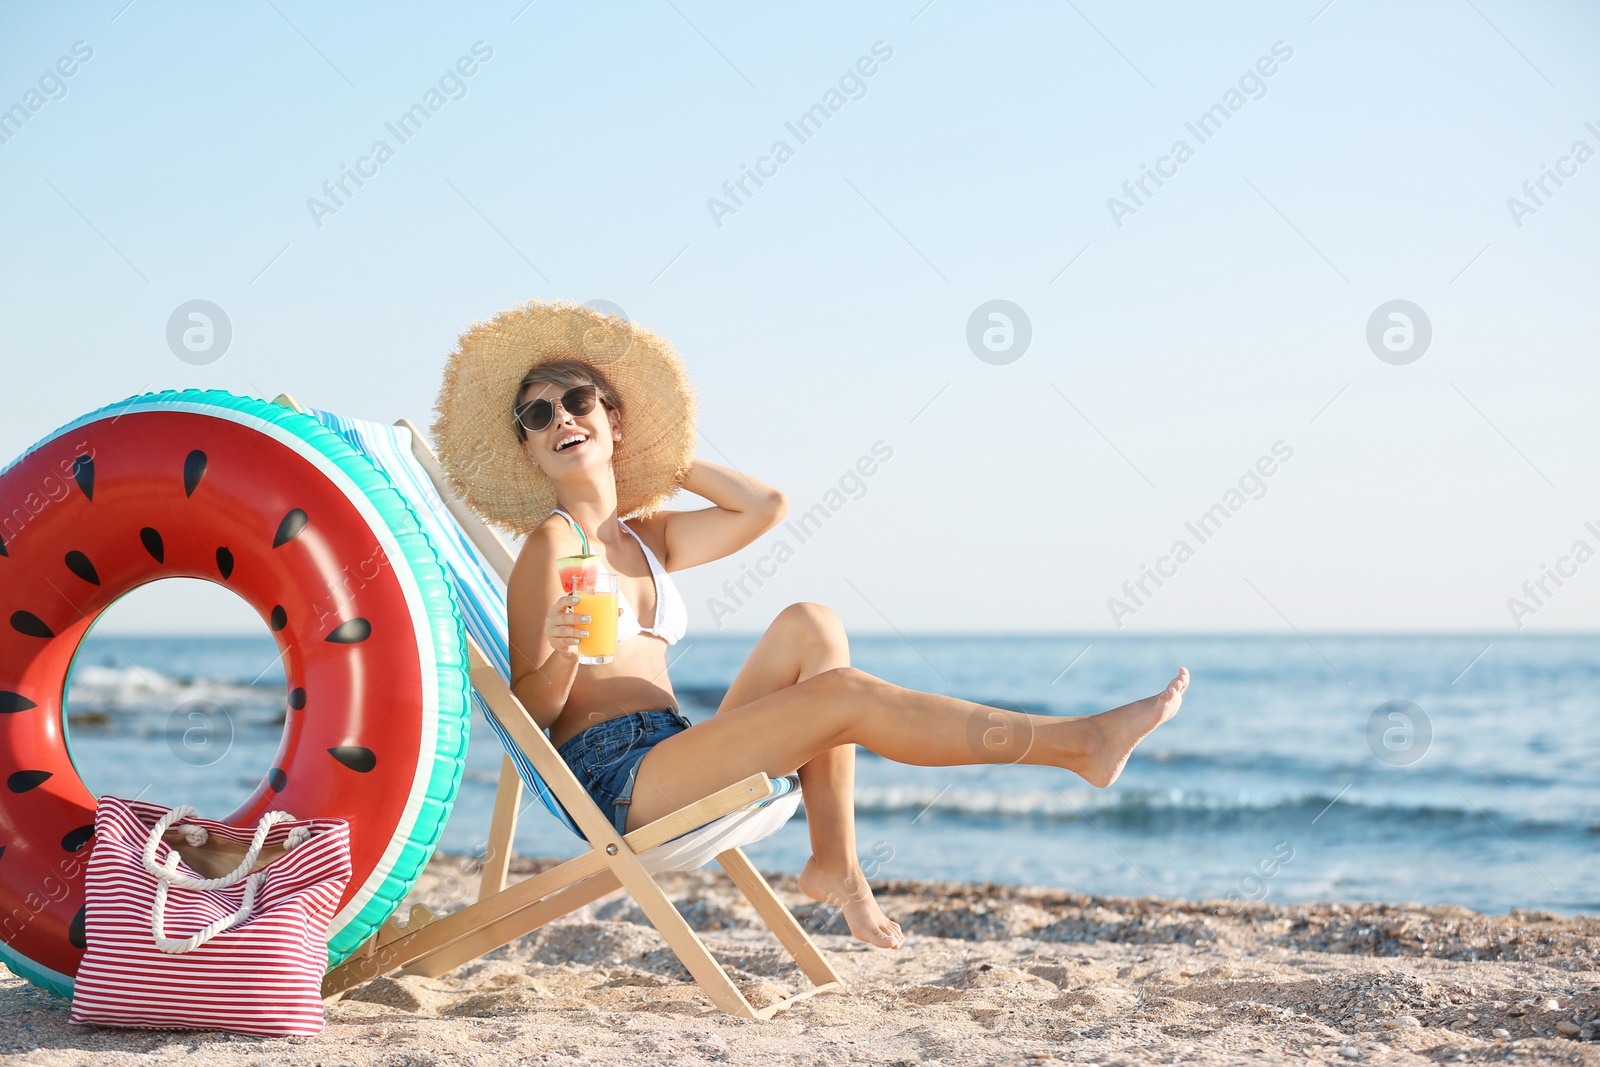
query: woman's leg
696 602 901 947
627 625 1188 846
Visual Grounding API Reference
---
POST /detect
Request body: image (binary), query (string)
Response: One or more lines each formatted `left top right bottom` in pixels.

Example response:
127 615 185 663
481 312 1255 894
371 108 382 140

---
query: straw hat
430 299 699 536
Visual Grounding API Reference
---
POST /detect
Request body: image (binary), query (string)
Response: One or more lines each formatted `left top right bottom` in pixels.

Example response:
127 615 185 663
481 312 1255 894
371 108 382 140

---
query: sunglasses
514 385 599 438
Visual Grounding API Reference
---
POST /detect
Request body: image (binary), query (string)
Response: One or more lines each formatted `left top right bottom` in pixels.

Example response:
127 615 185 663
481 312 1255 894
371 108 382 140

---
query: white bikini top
549 507 687 645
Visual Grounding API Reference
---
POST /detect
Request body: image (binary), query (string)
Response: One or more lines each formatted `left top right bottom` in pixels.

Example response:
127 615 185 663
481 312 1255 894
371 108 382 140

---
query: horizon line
85 629 1600 639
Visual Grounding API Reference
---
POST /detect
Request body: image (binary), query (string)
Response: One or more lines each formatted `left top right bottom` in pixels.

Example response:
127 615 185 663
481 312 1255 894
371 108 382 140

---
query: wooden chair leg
322 851 605 997
581 832 756 1018
717 848 844 988
479 753 522 900
403 871 621 978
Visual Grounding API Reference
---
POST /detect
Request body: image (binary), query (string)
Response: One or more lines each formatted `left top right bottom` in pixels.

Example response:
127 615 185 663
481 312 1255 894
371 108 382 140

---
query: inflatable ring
0 390 470 997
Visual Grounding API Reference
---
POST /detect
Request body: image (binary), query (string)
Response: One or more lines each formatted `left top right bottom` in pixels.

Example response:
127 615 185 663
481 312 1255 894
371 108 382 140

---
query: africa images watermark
1505 119 1600 229
1222 840 1294 912
1504 517 1600 628
0 40 94 147
1106 40 1294 229
306 41 495 229
1 854 87 942
1 440 98 549
306 537 395 636
706 440 894 627
1106 440 1294 628
706 40 895 229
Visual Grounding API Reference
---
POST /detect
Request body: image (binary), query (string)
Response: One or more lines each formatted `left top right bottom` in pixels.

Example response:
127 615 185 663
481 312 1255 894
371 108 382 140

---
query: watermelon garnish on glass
556 554 602 595
555 515 600 594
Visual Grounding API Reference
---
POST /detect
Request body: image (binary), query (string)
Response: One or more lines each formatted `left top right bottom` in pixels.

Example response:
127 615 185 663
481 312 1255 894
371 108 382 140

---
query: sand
3 853 1597 1067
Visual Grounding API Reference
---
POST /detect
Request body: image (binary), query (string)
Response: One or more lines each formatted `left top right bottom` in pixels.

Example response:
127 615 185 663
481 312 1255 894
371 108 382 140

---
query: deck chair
275 396 843 1020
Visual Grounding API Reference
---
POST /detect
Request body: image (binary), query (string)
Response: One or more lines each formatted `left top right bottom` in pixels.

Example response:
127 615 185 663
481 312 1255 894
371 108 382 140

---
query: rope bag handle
138 805 313 954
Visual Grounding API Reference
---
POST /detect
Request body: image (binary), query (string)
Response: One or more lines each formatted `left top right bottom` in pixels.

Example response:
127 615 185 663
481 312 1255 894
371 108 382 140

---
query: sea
61 633 1599 917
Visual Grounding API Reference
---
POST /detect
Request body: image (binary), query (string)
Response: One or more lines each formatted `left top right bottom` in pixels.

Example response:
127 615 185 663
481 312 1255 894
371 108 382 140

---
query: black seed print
140 527 165 563
272 509 308 548
325 618 371 644
7 770 52 793
184 450 207 497
327 746 377 773
72 455 94 500
10 612 52 639
64 550 99 585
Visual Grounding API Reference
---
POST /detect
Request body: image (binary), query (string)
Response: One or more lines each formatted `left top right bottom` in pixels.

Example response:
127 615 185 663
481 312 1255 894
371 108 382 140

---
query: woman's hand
545 594 590 655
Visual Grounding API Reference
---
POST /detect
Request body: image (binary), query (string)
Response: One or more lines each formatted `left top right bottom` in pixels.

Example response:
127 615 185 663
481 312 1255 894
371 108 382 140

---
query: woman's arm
506 522 583 729
647 459 787 571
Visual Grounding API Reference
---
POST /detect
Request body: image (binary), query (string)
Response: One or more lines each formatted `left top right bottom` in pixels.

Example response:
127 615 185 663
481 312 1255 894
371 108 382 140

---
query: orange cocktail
572 569 618 664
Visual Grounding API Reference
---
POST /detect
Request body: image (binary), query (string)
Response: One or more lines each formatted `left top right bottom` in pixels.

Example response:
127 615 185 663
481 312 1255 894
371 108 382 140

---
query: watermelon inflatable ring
0 390 471 998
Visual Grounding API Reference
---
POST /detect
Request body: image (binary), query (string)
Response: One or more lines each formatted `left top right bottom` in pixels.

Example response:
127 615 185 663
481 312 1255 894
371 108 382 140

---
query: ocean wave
65 664 286 717
848 784 1597 834
1125 748 1565 791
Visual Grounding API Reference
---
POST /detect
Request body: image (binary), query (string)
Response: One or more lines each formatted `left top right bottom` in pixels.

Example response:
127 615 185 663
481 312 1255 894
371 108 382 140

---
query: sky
2 0 1598 637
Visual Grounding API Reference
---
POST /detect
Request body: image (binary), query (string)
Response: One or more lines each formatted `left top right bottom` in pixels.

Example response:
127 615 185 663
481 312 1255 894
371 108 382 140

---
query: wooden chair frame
280 399 842 1019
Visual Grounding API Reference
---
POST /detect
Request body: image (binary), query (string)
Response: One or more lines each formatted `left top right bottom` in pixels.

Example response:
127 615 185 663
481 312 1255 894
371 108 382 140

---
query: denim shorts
555 708 693 835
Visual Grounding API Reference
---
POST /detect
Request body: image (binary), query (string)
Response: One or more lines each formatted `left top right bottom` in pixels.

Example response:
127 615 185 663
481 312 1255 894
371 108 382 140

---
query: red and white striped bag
69 796 351 1036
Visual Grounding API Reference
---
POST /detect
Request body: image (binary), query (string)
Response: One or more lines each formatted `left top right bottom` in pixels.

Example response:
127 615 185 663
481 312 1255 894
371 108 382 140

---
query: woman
433 301 1188 951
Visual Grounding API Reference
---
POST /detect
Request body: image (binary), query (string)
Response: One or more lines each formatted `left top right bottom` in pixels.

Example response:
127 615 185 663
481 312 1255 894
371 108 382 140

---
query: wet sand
4 853 1597 1066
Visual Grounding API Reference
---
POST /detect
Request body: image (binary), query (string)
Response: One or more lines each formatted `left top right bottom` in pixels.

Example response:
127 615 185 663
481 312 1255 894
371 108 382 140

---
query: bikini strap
617 520 666 578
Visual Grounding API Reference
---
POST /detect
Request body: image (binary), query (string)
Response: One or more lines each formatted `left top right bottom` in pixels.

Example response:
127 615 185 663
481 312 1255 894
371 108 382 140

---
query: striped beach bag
69 796 351 1036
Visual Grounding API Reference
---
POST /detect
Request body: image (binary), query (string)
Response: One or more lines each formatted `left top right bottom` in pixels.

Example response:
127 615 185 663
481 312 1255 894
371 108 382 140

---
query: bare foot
797 856 904 949
1076 667 1189 788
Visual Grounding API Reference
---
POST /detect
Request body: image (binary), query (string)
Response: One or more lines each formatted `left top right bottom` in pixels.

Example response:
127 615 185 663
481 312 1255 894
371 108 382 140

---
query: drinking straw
568 516 590 556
